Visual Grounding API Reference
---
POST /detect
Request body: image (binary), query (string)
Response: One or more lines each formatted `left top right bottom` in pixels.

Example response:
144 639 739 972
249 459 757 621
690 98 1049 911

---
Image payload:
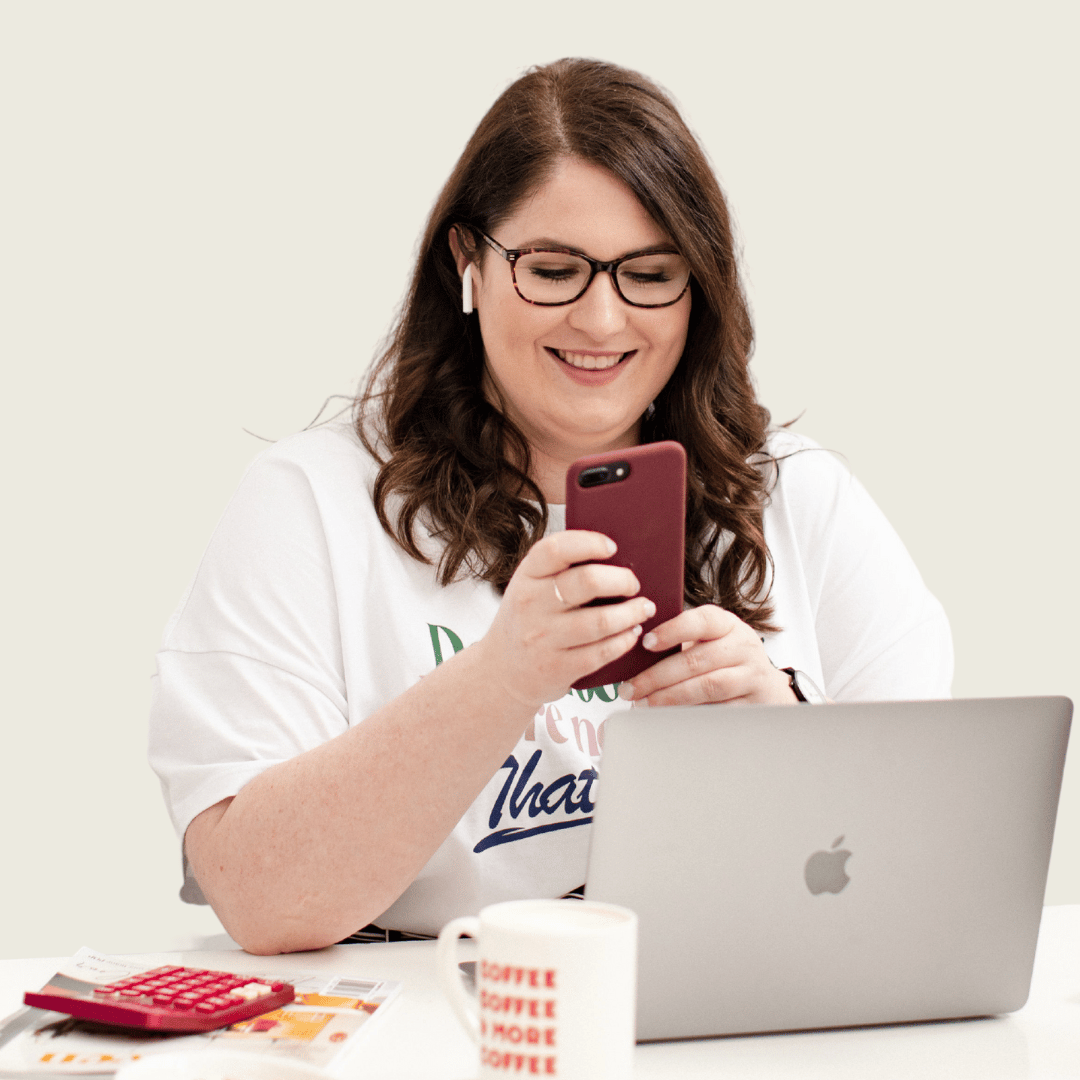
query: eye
518 253 589 282
622 269 673 285
530 266 581 282
617 253 689 297
524 263 586 282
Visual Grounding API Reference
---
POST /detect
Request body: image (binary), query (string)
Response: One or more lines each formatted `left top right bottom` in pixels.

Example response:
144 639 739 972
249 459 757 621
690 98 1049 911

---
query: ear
448 225 476 278
449 226 482 312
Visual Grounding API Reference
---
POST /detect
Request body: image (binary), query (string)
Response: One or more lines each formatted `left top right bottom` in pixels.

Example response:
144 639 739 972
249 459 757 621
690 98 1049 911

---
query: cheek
482 299 564 356
648 308 690 365
665 304 691 359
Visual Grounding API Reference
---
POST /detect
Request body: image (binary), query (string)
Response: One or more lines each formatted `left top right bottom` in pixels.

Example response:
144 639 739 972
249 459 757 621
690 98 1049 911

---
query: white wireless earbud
462 264 474 314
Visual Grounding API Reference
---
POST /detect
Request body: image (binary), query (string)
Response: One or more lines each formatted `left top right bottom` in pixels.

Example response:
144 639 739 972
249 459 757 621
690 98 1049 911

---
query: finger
521 530 617 580
554 562 641 609
618 636 726 702
567 622 645 680
629 631 766 703
638 668 751 708
639 605 738 653
559 595 657 650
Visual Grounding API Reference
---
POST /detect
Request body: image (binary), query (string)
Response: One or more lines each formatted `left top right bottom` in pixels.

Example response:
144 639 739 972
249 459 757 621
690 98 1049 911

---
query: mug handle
436 915 481 1043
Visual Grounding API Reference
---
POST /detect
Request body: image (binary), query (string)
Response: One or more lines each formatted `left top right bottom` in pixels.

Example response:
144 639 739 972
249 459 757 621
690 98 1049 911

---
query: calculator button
25 966 296 1034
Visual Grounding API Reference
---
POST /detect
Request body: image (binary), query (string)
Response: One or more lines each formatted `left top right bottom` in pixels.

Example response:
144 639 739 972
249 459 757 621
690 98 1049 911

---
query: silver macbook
584 696 1072 1040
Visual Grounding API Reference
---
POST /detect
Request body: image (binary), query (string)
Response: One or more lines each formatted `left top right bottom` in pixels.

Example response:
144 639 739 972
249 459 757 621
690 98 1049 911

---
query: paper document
0 947 401 1077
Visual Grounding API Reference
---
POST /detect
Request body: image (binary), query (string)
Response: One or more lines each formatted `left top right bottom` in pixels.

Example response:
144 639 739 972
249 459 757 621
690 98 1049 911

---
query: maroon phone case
565 441 686 690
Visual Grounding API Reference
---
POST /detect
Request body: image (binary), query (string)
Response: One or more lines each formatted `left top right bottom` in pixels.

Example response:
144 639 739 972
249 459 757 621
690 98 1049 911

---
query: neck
526 428 643 505
529 450 574 505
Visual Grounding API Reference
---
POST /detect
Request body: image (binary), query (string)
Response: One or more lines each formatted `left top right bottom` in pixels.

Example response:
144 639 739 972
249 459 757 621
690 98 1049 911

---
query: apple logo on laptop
804 835 852 895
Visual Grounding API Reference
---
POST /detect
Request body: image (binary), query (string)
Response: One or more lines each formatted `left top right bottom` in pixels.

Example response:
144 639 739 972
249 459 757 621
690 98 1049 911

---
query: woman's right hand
476 530 656 708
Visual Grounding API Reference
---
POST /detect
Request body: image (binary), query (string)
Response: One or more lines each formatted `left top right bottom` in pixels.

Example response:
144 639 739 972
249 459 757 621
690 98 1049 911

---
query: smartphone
565 440 686 690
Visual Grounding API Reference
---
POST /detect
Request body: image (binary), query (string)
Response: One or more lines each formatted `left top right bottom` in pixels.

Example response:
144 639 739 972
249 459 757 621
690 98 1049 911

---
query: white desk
3 906 1078 1079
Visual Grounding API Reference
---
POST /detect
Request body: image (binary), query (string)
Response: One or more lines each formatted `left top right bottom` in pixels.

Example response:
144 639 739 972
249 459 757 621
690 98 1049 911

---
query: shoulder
760 429 855 525
184 421 385 587
763 429 849 483
158 422 389 654
247 420 376 488
758 429 901 573
222 421 383 523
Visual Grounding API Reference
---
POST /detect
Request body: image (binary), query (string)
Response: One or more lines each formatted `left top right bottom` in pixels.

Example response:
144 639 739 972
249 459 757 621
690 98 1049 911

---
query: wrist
771 664 800 704
467 636 548 717
780 667 828 705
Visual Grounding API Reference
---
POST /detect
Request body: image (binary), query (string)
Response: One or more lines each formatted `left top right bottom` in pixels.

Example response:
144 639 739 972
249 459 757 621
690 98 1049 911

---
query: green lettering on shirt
429 623 465 666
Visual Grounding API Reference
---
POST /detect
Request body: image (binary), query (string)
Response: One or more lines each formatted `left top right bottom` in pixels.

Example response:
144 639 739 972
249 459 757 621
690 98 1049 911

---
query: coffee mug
436 899 637 1080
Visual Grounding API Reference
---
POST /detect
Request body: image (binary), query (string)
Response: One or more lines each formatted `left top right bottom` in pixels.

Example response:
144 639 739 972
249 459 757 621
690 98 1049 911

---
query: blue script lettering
475 752 598 853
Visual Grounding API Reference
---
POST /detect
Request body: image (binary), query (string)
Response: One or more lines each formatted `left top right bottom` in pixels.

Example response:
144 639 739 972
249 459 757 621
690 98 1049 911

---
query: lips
550 348 632 370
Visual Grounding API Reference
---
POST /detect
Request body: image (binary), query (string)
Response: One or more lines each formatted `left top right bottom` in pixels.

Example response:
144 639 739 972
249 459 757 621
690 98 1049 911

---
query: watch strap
780 667 827 704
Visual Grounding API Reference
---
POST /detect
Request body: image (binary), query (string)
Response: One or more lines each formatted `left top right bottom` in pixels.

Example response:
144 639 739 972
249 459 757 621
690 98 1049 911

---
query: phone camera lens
577 463 632 488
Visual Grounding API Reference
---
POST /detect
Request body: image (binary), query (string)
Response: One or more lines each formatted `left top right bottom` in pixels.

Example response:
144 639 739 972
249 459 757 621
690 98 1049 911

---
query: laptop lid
584 696 1072 1040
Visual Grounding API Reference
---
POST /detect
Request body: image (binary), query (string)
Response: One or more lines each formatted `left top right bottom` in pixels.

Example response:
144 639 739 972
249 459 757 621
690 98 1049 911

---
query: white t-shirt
148 423 952 935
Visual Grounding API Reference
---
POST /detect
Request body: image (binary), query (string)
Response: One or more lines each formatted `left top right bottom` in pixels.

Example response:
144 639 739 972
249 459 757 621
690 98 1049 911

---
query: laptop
584 696 1072 1040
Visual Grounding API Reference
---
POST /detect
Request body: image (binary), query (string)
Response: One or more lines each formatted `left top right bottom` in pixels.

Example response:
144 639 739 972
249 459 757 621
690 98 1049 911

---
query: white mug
436 899 637 1080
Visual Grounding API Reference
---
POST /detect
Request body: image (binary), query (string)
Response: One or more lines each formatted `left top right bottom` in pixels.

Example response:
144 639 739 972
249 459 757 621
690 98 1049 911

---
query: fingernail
642 632 658 650
632 623 643 637
605 537 617 556
618 683 635 701
633 697 650 709
642 600 656 618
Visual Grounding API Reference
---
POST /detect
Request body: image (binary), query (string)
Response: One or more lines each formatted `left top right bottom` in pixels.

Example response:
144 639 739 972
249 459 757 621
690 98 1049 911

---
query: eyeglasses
464 226 691 308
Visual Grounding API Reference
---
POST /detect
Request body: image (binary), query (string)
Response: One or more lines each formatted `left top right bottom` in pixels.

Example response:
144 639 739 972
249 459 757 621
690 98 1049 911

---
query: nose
566 269 628 340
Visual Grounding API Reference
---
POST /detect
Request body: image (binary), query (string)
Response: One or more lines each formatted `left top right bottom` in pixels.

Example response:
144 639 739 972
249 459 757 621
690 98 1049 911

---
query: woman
149 59 951 955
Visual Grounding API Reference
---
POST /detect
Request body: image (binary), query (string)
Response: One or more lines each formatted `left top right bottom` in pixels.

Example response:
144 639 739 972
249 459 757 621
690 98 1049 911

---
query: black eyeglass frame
462 225 692 309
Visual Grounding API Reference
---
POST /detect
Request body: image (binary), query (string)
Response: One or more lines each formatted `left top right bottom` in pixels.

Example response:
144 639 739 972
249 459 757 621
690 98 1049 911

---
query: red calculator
24 965 296 1032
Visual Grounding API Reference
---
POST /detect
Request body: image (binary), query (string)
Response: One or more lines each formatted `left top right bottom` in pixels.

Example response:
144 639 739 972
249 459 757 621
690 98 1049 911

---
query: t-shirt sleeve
148 441 353 866
771 439 954 701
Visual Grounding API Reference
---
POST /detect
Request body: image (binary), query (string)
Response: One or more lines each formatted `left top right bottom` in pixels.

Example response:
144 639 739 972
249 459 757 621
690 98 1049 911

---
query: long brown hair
356 58 778 631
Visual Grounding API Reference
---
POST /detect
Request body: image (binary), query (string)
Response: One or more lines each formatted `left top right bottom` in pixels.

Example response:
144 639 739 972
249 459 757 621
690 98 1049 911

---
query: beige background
1 1 1077 959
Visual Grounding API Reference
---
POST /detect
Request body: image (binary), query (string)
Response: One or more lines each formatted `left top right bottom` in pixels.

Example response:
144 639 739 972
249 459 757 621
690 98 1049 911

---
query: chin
554 417 641 451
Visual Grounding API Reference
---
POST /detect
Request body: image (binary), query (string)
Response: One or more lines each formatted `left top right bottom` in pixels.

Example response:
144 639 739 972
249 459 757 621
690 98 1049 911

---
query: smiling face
453 157 691 502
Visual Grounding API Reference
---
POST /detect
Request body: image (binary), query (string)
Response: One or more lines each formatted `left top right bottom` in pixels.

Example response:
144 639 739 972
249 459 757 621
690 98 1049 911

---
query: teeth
555 350 625 370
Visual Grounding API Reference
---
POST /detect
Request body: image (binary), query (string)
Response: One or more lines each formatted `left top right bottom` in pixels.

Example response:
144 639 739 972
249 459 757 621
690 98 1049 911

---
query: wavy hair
356 58 778 631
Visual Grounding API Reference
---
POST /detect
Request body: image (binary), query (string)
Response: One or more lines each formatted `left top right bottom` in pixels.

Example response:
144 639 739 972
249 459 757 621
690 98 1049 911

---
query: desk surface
2 906 1078 1079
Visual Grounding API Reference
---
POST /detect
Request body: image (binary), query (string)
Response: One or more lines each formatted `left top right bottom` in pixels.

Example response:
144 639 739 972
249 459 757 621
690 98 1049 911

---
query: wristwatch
781 667 827 705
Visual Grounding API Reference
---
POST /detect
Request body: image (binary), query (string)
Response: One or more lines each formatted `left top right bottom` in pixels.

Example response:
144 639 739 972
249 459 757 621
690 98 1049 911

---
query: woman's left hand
616 605 798 707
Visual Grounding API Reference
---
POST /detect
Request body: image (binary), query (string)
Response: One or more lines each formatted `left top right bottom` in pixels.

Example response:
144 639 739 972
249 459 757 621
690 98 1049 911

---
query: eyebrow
513 236 679 256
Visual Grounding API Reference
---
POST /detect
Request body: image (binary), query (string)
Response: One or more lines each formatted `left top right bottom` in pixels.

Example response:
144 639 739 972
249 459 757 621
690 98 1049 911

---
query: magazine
0 948 401 1077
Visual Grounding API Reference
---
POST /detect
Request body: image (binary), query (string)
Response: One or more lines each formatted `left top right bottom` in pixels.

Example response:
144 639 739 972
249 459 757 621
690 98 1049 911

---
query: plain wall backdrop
1 1 1077 959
